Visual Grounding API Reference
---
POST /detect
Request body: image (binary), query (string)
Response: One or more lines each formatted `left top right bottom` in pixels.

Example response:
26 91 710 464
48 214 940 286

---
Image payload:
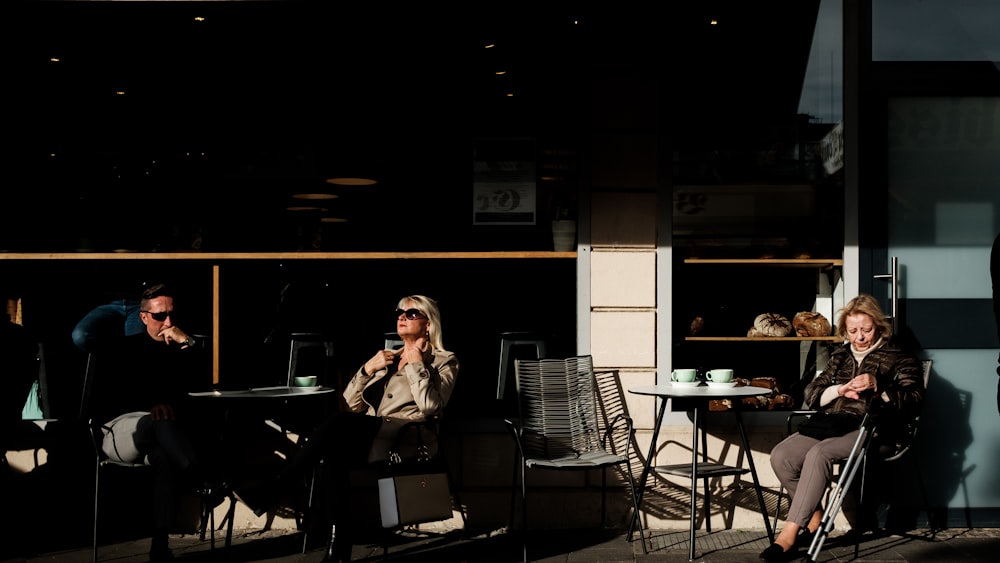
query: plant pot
551 220 576 251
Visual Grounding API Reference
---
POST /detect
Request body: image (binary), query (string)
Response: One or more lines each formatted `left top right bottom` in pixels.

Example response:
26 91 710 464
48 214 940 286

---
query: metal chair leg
92 458 100 563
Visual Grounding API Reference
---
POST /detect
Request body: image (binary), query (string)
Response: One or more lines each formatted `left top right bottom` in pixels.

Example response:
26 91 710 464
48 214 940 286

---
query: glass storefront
868 0 1000 523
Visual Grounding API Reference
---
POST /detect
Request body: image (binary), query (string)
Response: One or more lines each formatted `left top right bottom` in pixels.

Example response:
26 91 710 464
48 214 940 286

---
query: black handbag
797 411 863 440
376 421 453 528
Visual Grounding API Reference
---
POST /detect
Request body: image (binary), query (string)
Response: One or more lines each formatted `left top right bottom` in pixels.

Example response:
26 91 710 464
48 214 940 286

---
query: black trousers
281 412 382 527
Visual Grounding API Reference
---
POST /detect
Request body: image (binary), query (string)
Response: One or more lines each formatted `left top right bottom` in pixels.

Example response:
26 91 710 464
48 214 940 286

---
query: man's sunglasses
142 310 174 322
395 308 426 320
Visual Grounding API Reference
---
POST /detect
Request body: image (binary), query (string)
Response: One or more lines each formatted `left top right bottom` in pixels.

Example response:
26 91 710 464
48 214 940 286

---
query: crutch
804 413 874 563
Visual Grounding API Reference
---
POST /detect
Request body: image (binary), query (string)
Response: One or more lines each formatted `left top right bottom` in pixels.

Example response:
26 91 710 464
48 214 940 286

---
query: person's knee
71 323 96 352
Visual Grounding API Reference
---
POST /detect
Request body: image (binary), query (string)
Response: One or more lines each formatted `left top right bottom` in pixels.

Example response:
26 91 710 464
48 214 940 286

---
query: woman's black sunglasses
395 308 426 320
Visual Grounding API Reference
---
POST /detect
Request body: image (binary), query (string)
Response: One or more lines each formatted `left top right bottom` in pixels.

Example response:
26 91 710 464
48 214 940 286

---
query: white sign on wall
473 138 537 225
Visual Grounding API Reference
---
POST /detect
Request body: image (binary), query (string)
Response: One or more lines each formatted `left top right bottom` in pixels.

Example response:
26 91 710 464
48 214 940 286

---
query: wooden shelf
0 251 577 260
685 336 840 342
683 258 842 267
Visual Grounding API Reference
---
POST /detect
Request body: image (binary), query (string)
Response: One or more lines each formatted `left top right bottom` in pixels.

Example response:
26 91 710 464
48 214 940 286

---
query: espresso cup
671 369 698 383
706 369 734 383
293 375 318 387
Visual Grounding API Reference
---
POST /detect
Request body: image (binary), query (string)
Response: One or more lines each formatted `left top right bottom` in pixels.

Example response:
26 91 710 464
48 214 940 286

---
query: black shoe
795 528 817 548
759 543 795 563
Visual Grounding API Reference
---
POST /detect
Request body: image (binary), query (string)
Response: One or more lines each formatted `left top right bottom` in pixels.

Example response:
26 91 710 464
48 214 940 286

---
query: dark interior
6 1 832 419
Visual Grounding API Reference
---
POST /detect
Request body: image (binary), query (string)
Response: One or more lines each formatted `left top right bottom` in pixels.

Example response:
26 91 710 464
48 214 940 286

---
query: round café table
188 385 338 548
627 383 775 560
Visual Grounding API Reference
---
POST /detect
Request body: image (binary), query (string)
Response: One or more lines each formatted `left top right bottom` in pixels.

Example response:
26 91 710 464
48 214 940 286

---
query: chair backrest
514 355 602 459
384 332 403 350
286 332 335 387
881 359 932 462
497 332 548 401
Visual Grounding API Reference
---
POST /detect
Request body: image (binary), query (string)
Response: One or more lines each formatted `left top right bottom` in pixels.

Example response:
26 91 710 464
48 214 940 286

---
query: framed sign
473 138 536 225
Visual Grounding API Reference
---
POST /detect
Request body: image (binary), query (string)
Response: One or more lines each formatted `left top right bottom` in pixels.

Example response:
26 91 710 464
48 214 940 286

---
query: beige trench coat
341 347 459 463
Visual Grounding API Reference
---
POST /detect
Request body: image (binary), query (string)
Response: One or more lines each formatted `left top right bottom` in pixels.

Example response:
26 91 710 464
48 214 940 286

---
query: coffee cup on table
706 369 734 383
671 369 698 383
293 375 318 388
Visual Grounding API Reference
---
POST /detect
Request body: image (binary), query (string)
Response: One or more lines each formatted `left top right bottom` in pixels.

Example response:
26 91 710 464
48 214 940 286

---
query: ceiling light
292 193 339 200
325 177 377 186
321 217 348 223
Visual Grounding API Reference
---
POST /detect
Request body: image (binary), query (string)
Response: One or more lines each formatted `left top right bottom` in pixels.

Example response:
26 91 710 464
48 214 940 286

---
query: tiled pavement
2 526 999 563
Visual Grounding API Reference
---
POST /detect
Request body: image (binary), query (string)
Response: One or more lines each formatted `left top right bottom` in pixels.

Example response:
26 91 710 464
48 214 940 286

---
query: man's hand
157 326 192 347
150 403 175 421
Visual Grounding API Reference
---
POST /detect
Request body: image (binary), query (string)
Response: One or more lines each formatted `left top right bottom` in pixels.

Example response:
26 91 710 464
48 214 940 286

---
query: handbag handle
387 417 439 466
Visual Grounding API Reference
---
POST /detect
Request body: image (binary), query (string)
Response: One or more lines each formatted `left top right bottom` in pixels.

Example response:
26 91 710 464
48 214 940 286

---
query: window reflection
873 0 1000 62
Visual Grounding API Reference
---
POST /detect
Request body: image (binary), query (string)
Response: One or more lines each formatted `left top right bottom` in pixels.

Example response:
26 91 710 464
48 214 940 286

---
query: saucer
707 381 738 388
670 381 701 387
290 385 322 394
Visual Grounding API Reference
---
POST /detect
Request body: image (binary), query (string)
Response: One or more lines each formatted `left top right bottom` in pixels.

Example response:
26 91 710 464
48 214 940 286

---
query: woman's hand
364 348 398 376
839 373 878 400
398 336 429 371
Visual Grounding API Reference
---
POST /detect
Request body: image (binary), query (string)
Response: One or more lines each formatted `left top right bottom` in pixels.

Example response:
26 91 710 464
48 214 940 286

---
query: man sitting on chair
87 282 214 562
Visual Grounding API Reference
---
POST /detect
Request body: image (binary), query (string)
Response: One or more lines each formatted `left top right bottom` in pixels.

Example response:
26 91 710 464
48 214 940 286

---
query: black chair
275 333 335 552
82 351 236 562
496 332 548 419
287 332 335 387
384 332 403 350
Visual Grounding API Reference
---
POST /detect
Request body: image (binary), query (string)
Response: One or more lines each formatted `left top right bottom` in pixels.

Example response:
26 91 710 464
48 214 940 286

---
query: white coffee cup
706 369 734 383
671 369 698 383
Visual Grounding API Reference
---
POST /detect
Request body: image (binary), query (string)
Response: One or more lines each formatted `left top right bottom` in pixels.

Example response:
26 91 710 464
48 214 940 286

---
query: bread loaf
747 313 791 337
792 311 831 337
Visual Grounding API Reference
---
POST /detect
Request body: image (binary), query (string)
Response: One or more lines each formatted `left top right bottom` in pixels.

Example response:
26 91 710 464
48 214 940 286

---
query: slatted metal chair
505 355 642 562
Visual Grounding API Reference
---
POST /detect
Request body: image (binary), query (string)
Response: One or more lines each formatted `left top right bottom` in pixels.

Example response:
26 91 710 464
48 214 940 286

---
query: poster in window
473 138 536 225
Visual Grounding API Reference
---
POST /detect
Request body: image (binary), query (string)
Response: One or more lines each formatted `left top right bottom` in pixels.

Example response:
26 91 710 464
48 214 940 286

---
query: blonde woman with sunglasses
244 294 458 563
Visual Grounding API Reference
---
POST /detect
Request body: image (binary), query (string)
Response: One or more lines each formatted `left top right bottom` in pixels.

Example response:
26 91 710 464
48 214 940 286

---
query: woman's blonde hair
397 295 445 351
835 293 893 341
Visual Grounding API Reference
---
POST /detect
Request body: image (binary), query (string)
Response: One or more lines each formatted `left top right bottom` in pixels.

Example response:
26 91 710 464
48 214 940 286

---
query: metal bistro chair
279 333 336 553
505 355 642 563
384 332 404 350
287 332 336 387
82 350 236 563
496 332 547 415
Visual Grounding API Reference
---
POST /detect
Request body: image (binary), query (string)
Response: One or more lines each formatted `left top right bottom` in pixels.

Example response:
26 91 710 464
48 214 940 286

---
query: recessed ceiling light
325 177 377 186
292 193 339 200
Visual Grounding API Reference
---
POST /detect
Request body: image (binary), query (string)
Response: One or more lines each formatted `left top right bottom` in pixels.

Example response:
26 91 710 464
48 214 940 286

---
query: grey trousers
770 429 861 527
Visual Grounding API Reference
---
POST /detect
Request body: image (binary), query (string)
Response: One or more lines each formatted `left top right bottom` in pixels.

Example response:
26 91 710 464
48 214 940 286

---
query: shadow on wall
903 370 975 529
